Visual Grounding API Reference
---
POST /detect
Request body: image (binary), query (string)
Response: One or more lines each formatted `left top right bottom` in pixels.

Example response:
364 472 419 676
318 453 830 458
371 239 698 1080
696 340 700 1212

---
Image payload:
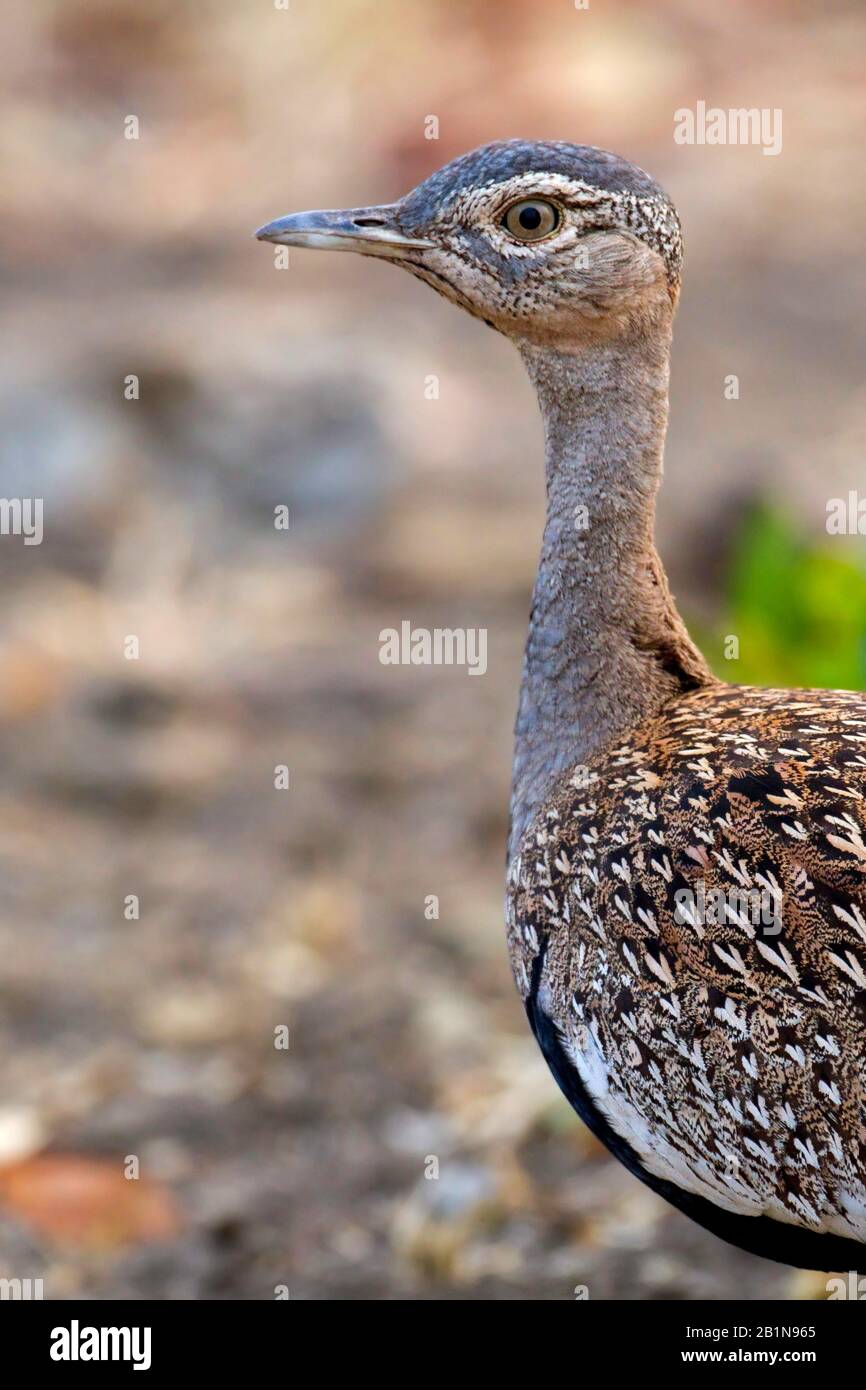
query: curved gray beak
254 204 433 259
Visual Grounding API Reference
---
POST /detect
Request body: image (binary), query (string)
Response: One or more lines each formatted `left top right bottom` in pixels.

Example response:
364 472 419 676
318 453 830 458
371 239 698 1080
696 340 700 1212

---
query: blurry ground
0 0 864 1299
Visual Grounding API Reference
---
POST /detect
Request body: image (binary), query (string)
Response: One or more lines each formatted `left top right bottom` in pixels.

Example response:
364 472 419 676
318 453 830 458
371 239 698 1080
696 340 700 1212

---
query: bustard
257 141 866 1273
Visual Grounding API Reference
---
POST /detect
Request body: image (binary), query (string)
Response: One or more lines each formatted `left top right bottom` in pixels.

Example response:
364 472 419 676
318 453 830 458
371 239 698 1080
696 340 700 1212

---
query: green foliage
700 504 866 690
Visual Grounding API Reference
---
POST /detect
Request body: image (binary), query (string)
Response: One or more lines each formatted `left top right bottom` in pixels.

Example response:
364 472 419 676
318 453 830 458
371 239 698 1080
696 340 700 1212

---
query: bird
256 140 866 1273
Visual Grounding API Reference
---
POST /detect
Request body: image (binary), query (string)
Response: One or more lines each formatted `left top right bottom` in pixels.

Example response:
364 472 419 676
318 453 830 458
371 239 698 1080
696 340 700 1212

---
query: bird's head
255 140 682 349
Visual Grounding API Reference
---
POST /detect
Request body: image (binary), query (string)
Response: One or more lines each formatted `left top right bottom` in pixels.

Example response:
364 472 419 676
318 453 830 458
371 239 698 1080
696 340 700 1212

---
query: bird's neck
509 326 712 858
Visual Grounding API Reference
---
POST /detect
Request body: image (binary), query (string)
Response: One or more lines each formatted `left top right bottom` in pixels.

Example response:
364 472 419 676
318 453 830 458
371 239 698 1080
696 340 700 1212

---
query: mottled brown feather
508 684 866 1240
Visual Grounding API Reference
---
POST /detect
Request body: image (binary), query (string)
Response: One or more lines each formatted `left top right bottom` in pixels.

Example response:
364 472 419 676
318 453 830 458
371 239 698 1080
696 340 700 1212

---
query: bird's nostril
352 217 387 227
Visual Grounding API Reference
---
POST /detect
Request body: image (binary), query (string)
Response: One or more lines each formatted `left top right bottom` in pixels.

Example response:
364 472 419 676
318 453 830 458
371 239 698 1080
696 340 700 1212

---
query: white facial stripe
443 171 683 285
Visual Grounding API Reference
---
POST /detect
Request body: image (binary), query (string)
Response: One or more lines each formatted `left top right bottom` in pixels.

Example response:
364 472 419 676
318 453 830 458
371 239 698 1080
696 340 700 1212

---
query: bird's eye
502 199 560 242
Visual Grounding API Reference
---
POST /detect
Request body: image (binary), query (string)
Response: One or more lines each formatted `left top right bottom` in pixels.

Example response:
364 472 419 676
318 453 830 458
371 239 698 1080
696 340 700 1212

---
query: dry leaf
0 1154 182 1250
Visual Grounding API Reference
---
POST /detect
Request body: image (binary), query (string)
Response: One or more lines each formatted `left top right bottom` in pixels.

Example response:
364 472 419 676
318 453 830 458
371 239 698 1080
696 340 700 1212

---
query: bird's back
507 682 866 1268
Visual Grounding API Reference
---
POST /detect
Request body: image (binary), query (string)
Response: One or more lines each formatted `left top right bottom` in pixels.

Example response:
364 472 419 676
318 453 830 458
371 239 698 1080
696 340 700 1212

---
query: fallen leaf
0 1154 182 1250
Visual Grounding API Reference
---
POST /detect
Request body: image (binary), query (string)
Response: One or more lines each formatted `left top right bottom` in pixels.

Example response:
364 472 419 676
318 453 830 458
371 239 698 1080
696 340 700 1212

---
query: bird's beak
254 203 434 260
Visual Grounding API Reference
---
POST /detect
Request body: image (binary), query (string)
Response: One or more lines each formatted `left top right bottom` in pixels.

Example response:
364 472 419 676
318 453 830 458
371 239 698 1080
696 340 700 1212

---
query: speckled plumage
508 684 866 1263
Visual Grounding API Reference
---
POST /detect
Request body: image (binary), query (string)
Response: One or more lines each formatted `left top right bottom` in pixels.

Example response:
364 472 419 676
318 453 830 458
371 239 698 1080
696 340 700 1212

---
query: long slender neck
509 323 713 859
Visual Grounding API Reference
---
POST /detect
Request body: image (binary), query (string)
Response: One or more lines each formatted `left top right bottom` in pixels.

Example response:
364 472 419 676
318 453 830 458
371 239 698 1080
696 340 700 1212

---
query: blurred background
0 0 865 1300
